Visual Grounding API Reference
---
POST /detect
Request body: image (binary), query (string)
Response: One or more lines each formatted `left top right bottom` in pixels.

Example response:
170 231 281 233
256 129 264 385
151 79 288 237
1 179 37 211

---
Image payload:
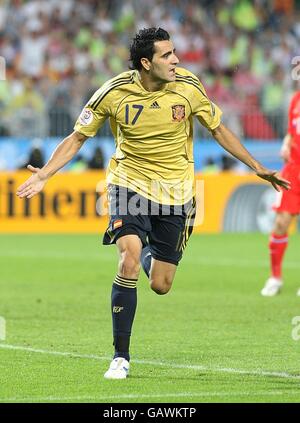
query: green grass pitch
0 233 300 403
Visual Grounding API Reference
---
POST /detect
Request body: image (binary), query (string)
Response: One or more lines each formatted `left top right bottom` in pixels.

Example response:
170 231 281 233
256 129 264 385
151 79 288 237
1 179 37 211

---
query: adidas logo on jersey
150 101 161 109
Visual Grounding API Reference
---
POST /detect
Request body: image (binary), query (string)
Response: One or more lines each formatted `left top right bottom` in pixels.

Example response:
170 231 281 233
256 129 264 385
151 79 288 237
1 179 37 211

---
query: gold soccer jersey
74 67 222 205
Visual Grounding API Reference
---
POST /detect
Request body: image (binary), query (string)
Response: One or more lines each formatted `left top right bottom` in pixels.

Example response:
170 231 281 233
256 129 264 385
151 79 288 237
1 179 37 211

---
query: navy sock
141 245 152 278
111 275 137 362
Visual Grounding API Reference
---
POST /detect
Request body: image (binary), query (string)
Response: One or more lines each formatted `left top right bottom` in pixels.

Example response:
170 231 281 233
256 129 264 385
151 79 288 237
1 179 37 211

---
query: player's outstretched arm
211 123 291 192
16 131 88 199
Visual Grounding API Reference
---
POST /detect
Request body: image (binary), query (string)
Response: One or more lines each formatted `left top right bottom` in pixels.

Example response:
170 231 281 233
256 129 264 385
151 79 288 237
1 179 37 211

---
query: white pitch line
0 343 300 381
0 344 111 361
1 390 300 403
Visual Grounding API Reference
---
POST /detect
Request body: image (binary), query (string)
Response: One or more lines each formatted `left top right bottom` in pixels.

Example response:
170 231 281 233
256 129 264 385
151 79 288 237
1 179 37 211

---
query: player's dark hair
129 27 170 71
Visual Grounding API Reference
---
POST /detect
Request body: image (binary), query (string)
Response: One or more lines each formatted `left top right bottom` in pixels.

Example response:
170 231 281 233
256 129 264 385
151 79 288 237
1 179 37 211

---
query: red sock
269 233 288 279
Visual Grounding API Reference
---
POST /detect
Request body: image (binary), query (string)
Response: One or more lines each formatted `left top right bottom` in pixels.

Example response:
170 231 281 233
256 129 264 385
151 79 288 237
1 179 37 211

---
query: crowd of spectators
18 144 105 171
0 0 300 140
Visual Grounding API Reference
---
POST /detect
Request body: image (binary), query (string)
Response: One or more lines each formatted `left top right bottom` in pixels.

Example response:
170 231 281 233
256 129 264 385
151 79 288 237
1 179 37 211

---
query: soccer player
261 90 300 296
17 28 290 379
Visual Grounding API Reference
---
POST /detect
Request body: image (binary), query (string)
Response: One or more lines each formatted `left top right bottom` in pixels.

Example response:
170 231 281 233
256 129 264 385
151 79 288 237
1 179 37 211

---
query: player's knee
119 250 140 279
150 277 173 295
274 214 291 235
275 223 286 236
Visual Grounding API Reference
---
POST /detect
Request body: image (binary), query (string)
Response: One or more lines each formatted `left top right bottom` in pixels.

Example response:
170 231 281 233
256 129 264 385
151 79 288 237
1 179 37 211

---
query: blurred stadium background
1 0 300 234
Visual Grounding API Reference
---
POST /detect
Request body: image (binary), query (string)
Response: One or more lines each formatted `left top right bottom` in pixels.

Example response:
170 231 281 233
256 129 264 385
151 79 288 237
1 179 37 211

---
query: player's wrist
251 162 266 175
38 168 51 180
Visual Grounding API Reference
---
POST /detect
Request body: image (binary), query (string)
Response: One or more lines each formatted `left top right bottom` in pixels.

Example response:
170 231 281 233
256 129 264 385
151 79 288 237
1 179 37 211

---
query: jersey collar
133 70 170 93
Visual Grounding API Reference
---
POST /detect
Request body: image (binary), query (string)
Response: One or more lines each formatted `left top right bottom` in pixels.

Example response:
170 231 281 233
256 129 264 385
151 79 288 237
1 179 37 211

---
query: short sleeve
191 80 222 130
74 87 111 137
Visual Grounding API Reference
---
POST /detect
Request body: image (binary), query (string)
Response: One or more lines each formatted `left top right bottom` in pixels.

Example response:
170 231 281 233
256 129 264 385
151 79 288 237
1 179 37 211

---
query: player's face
148 40 179 83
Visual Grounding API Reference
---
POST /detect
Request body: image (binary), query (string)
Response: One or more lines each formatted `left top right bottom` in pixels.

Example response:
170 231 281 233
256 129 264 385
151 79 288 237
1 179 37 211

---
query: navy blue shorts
103 185 196 265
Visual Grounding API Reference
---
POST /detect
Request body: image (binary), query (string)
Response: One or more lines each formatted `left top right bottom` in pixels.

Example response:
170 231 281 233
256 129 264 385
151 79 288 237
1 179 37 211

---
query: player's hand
256 168 291 192
16 165 48 199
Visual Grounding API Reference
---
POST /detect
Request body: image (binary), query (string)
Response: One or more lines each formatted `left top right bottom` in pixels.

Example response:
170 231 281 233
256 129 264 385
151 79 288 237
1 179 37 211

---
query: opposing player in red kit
261 91 300 296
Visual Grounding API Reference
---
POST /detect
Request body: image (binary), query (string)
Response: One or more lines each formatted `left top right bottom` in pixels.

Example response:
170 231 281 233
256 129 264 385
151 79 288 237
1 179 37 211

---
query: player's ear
140 58 151 71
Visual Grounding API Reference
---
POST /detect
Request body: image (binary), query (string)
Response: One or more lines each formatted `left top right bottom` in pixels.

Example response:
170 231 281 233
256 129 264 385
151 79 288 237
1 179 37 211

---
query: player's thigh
148 207 195 292
148 214 185 267
148 204 195 267
103 184 151 246
150 258 177 290
103 184 151 278
148 215 186 294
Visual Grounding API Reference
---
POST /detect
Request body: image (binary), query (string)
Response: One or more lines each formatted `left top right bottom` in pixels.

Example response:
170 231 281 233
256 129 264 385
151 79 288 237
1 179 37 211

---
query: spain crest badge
171 105 185 122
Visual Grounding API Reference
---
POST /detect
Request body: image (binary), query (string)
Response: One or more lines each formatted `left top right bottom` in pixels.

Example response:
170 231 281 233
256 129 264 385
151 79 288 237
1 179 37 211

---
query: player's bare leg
116 234 142 279
149 259 177 295
273 211 293 236
104 235 142 379
140 244 178 294
261 211 293 296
